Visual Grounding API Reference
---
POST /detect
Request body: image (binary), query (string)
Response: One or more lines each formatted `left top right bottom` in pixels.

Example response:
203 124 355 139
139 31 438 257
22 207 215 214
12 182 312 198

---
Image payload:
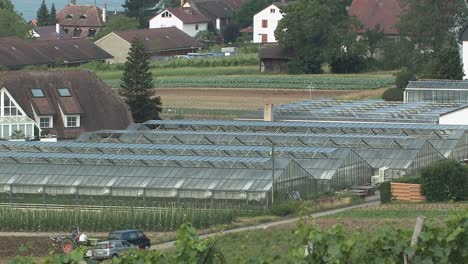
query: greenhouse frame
404 80 468 103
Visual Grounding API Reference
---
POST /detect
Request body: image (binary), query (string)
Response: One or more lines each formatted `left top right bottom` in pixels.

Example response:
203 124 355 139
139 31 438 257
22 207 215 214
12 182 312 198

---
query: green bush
382 88 403 101
269 202 301 216
395 67 416 89
379 181 392 204
393 176 421 184
421 160 468 202
329 53 367 73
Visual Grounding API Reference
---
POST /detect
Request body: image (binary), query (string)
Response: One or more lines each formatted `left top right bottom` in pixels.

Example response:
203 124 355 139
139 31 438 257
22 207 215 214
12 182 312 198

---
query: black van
108 229 151 249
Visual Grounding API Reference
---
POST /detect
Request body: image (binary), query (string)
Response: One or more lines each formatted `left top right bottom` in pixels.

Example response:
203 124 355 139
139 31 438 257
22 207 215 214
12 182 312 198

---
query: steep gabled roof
193 0 234 19
259 44 295 59
114 27 202 52
348 0 401 35
0 71 132 139
0 37 51 68
57 4 104 27
165 7 210 24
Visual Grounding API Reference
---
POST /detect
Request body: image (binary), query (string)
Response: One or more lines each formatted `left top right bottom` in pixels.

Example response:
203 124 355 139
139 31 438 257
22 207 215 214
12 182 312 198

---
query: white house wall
439 108 468 125
253 4 284 43
149 12 184 32
464 41 468 79
183 23 207 37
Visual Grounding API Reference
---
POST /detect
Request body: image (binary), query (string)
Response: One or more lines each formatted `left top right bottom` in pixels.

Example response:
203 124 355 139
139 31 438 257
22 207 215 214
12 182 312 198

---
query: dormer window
79 14 87 20
58 88 71 97
31 88 44 98
66 115 80 128
73 28 82 38
66 14 73 20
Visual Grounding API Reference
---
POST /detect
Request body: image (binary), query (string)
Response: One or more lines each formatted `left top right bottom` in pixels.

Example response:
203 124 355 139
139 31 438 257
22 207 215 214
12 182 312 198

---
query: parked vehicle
108 229 151 249
91 240 134 260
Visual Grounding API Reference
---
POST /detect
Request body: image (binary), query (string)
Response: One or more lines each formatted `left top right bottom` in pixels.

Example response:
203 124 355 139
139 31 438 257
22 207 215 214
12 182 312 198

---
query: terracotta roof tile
57 5 104 27
348 0 401 35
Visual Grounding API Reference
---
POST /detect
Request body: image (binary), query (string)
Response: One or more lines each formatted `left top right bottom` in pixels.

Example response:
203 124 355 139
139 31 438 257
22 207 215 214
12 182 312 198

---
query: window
270 8 276 13
66 116 80 128
66 14 73 20
195 24 199 30
261 34 268 43
58 88 71 97
262 20 268 28
72 28 82 38
39 117 52 128
2 93 21 116
31 88 44 97
162 11 172 18
87 28 96 37
79 14 87 20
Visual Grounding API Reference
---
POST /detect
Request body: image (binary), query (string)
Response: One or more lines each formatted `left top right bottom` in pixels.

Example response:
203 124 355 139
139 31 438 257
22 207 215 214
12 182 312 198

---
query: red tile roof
0 71 132 139
166 7 210 24
114 27 202 52
57 5 104 27
348 0 401 35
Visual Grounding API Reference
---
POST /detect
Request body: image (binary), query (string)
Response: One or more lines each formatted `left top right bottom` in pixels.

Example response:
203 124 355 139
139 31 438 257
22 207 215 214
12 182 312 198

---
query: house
253 2 286 43
56 2 107 38
461 23 468 79
259 44 294 73
348 0 401 36
95 27 202 63
0 37 113 69
0 71 132 140
149 2 210 37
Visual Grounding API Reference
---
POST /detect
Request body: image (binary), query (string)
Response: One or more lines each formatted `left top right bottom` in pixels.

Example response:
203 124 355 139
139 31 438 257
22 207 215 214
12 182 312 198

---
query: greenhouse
404 80 468 103
0 142 373 206
240 99 468 124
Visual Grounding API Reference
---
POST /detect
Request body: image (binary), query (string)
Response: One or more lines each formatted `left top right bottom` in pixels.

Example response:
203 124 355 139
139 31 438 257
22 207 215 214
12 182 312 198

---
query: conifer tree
120 37 162 122
36 0 49 26
49 3 57 25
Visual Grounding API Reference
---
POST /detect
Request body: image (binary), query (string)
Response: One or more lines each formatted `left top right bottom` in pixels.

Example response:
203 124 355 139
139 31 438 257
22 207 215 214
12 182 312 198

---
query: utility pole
271 143 275 206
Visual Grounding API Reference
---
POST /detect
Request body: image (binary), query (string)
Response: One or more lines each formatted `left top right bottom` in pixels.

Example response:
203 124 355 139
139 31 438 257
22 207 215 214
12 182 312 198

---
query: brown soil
156 88 384 110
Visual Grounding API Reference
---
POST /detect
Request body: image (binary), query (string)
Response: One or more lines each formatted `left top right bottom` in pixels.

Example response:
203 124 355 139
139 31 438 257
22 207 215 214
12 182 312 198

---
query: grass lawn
212 202 468 263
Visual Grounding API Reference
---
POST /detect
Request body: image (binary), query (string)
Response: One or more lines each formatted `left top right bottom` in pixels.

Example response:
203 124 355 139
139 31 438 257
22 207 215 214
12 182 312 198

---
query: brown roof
34 25 73 40
57 4 104 27
165 7 210 24
0 37 51 68
240 26 253 33
259 44 294 59
0 71 132 139
29 38 113 64
0 37 112 69
348 0 401 35
114 27 202 52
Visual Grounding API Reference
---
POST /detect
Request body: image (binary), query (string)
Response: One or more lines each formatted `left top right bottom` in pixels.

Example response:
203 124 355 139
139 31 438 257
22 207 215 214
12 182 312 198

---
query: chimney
264 103 274 122
180 0 186 7
56 23 60 34
71 0 77 5
102 2 107 23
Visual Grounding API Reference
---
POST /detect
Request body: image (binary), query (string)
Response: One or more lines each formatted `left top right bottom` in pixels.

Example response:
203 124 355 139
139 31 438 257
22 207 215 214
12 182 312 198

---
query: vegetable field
0 205 235 232
105 75 394 90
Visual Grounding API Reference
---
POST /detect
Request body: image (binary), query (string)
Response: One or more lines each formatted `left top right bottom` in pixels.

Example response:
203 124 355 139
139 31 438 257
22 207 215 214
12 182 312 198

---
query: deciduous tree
120 37 162 122
0 1 30 39
94 15 139 40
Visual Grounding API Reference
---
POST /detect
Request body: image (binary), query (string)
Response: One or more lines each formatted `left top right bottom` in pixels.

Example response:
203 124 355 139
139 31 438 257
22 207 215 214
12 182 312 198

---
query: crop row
106 75 394 90
0 206 235 232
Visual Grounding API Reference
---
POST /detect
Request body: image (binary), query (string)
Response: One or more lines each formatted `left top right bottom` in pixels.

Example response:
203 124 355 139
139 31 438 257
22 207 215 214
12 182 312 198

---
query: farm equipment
49 234 78 254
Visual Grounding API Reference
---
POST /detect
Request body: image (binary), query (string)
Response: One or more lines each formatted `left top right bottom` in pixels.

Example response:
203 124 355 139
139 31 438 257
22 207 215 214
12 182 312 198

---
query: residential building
0 37 112 69
348 0 401 36
56 2 107 38
253 2 286 43
461 23 468 79
95 27 202 63
149 1 210 37
0 71 132 140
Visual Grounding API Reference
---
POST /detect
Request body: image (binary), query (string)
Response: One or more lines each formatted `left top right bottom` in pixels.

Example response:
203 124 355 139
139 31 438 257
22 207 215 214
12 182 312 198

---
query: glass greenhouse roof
406 80 468 90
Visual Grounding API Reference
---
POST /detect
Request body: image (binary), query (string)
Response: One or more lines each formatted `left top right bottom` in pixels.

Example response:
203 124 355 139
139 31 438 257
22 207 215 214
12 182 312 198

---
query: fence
391 183 426 202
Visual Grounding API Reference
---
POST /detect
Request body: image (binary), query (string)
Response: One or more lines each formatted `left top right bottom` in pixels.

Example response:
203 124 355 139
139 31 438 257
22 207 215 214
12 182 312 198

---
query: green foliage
151 54 259 68
393 176 421 184
111 249 166 263
0 205 235 231
175 222 225 263
329 53 367 74
120 37 162 122
7 243 37 264
0 4 30 39
363 26 386 59
233 0 276 28
94 15 139 40
421 160 468 202
379 181 392 204
276 0 355 74
382 88 403 101
395 67 416 89
36 0 50 26
222 23 240 44
122 0 161 28
43 246 87 264
269 201 301 216
424 37 464 80
49 3 56 25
